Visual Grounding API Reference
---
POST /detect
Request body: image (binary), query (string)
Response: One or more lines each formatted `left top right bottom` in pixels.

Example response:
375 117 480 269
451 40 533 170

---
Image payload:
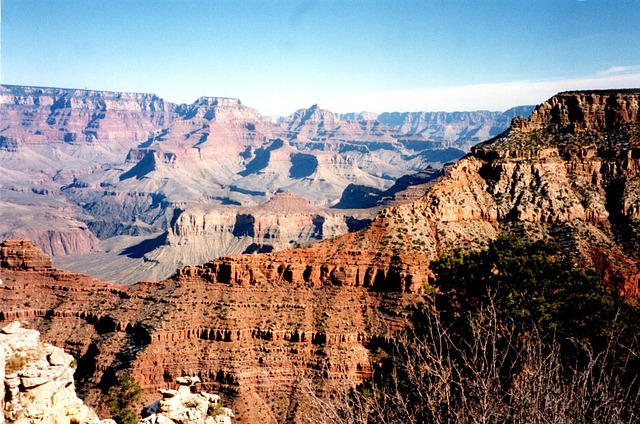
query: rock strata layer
0 238 53 270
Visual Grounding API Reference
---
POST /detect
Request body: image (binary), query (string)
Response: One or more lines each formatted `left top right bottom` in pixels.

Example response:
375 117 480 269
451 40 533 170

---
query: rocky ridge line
173 89 640 294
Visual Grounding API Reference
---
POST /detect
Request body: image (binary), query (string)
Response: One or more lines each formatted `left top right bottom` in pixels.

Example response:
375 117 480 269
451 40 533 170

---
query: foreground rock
0 319 232 423
141 376 233 424
0 321 114 424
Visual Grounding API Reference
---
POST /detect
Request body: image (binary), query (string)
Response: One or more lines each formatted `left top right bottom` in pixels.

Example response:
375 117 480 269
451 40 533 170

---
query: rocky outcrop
0 321 115 424
281 104 342 137
168 191 371 252
177 97 262 123
0 320 233 423
171 90 640 295
140 376 233 424
334 166 443 209
0 239 53 270
525 90 640 132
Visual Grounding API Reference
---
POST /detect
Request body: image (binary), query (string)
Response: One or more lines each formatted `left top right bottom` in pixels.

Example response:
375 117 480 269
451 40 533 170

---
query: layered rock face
0 320 233 424
168 191 370 251
0 85 174 152
525 89 639 131
53 191 372 284
0 321 115 424
2 84 523 282
0 240 404 423
1 238 53 270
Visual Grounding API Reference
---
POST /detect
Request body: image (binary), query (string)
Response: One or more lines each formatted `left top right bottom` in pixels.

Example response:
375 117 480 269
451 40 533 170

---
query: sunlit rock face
0 321 116 424
2 84 526 282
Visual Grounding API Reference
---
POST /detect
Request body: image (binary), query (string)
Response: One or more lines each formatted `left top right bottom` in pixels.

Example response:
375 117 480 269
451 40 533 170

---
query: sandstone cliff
0 85 174 153
1 84 520 280
0 238 54 270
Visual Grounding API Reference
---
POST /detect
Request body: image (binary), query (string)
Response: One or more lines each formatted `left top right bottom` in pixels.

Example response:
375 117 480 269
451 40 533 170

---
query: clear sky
2 0 639 116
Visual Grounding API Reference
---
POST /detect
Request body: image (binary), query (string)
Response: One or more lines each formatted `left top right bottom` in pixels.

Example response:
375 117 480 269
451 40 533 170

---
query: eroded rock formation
1 239 53 270
141 376 233 424
0 321 115 424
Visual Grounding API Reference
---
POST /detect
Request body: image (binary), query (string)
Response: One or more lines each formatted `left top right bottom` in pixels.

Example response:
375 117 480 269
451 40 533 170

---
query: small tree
108 374 143 424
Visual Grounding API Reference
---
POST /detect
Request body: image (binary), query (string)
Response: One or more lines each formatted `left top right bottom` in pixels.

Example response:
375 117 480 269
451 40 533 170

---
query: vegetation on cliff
108 374 143 424
305 237 640 423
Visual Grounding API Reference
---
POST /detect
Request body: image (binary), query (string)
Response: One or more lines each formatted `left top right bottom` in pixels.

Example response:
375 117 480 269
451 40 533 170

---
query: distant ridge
1 83 537 283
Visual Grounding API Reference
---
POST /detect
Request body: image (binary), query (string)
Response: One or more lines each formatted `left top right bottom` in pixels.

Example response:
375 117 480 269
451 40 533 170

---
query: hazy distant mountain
0 84 532 282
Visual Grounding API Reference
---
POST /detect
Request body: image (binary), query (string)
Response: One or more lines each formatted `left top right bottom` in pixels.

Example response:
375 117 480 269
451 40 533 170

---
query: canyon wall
0 239 408 422
1 90 638 422
1 84 525 282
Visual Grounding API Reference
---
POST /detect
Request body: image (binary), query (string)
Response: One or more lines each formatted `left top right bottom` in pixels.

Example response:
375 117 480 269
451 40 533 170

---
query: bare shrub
301 302 639 424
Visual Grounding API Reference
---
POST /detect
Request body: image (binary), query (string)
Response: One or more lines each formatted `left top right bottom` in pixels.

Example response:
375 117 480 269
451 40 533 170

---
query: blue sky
2 0 639 115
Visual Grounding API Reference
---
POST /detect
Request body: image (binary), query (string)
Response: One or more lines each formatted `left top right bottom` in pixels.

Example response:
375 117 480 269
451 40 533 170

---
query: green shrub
207 403 223 417
108 374 143 424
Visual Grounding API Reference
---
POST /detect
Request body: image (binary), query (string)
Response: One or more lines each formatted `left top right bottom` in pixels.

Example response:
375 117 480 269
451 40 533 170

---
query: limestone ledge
0 321 115 424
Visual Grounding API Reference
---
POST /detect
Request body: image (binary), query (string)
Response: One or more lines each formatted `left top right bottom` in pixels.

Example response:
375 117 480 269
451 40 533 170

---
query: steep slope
2 84 524 281
333 166 443 209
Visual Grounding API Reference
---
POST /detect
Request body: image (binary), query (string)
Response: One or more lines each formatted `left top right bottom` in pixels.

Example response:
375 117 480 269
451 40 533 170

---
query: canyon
1 89 638 422
0 84 531 283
